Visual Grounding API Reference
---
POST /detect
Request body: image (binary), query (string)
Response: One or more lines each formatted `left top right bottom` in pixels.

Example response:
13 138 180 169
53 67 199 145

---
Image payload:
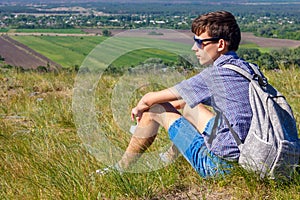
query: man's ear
217 39 228 53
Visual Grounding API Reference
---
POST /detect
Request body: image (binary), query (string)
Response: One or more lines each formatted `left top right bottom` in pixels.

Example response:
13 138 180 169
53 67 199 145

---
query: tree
102 29 112 37
176 55 193 70
237 48 261 63
258 53 278 70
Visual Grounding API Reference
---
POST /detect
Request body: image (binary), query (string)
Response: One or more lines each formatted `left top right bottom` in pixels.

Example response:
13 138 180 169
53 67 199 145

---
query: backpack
212 63 300 179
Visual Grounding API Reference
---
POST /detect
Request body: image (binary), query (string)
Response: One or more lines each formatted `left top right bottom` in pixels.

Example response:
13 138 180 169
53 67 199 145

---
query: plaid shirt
175 51 255 161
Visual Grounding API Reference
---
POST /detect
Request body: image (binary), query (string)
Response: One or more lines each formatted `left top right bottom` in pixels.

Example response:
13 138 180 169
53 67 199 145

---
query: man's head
191 10 241 52
190 11 241 65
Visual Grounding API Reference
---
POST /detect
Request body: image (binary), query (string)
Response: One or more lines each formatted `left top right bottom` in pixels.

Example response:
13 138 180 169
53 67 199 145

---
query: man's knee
136 104 167 124
147 103 181 130
182 104 215 133
149 103 179 114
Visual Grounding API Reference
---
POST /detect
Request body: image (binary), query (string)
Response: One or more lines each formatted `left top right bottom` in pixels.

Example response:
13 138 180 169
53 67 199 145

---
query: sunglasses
193 36 220 48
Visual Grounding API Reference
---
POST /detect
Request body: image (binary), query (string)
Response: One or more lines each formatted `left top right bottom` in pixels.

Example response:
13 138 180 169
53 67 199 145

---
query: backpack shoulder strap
249 63 263 77
223 114 243 146
207 111 243 146
223 64 253 81
208 63 261 147
223 63 268 87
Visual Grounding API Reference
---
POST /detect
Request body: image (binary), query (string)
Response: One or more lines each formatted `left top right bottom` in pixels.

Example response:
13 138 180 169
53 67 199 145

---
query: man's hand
131 89 180 122
131 98 150 122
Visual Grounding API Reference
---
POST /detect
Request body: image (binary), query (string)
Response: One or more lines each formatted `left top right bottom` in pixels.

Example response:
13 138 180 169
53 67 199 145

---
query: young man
110 11 256 178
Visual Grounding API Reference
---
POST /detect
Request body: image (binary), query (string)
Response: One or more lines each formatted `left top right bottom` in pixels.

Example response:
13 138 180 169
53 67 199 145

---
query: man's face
191 31 221 66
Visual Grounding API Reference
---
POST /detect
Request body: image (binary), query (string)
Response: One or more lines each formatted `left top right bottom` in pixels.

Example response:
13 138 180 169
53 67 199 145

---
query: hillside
0 65 299 199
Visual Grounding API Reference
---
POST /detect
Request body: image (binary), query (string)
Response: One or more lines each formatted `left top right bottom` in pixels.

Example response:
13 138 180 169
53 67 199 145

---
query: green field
239 42 273 53
112 48 178 67
0 28 9 33
12 35 107 68
11 34 283 70
12 36 189 69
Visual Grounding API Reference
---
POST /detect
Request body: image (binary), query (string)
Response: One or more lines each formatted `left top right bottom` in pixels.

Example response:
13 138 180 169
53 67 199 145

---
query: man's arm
131 87 181 122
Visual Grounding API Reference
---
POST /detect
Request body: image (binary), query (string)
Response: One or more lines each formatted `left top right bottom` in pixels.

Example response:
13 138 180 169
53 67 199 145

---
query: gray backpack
217 63 300 179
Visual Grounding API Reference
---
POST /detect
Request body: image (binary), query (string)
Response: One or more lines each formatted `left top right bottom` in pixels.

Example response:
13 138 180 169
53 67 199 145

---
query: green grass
240 42 273 53
12 35 107 68
11 28 86 34
112 48 177 67
0 28 9 33
264 67 300 126
240 42 259 49
0 66 299 199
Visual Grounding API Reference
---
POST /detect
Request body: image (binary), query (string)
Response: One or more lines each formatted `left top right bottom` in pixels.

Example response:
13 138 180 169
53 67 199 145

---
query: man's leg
183 103 215 133
159 103 216 162
117 102 181 169
117 103 216 170
169 104 232 177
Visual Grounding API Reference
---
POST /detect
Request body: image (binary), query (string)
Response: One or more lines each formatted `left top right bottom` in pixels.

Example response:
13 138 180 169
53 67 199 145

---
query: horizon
2 0 300 4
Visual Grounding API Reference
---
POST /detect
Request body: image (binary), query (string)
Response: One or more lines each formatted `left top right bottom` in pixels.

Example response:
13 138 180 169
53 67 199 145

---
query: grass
0 28 9 33
239 42 273 53
263 66 300 128
112 48 178 67
0 65 299 199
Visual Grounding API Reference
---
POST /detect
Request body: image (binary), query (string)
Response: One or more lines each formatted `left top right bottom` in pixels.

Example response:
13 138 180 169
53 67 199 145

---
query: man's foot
95 164 123 176
129 124 137 134
159 144 180 164
96 166 113 175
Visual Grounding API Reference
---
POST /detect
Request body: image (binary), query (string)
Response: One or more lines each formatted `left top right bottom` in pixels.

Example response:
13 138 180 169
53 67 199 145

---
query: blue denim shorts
168 116 231 178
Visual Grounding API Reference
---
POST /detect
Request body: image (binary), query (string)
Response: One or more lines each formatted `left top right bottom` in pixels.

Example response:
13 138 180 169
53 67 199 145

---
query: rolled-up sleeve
174 68 212 108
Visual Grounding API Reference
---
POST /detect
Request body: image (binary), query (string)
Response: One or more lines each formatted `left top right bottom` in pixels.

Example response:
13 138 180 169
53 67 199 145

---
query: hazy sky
4 0 295 3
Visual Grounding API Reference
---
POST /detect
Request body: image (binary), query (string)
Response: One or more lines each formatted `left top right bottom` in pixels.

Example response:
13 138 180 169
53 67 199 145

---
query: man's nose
191 43 198 51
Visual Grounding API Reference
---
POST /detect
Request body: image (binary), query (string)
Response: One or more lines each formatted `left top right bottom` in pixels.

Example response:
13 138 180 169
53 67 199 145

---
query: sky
4 0 299 3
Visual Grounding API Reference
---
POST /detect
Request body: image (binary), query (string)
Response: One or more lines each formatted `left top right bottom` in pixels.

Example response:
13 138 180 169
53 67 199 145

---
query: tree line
0 2 299 40
237 47 300 70
104 46 300 76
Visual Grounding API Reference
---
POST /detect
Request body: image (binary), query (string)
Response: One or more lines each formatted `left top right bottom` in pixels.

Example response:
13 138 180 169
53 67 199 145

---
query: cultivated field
0 35 61 70
84 29 300 48
2 29 300 70
241 32 300 48
10 35 106 69
10 34 188 69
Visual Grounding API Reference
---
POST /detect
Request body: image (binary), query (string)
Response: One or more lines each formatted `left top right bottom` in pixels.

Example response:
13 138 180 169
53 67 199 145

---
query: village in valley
0 0 299 71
